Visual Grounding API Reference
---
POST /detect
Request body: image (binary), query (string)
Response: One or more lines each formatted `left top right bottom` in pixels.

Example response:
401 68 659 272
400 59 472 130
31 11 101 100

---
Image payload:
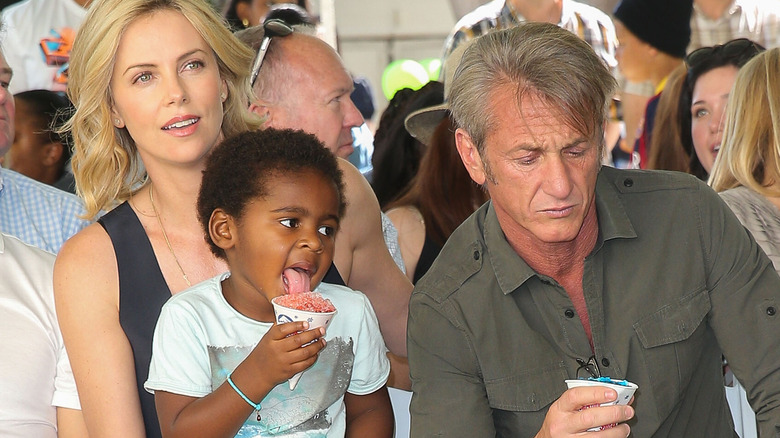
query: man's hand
536 386 635 438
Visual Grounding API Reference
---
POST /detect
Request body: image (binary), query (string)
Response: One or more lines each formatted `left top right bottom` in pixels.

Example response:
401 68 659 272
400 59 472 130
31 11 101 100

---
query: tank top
413 233 442 284
98 201 167 438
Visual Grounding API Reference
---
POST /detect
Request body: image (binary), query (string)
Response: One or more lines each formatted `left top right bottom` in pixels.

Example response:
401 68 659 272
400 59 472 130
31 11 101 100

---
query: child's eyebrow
271 206 308 214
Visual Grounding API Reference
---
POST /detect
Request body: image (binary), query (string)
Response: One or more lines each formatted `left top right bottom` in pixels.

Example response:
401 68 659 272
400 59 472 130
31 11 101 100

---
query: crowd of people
2 0 780 437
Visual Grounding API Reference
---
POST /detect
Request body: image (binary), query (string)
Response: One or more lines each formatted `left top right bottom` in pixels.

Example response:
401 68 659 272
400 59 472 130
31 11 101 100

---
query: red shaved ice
274 292 336 313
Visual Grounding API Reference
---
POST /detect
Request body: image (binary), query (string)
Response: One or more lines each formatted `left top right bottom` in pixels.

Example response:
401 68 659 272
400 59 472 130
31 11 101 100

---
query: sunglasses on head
685 38 765 69
249 19 294 88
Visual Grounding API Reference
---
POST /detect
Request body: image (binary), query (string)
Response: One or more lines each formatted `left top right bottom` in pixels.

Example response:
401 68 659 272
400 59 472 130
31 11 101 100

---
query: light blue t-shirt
145 273 390 437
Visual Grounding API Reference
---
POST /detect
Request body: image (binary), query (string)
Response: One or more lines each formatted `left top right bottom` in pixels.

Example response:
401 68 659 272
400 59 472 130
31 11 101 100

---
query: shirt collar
0 232 6 254
0 167 5 193
485 167 637 295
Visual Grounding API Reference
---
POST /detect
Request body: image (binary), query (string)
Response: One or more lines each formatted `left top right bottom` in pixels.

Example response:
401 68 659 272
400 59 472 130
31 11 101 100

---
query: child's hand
248 321 326 389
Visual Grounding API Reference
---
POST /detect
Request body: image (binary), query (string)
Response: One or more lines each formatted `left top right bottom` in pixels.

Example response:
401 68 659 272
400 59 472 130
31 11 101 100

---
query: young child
144 128 393 437
6 90 75 192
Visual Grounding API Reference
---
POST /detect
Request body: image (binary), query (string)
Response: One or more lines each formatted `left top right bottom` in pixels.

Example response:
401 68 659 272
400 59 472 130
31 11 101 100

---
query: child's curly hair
197 128 347 258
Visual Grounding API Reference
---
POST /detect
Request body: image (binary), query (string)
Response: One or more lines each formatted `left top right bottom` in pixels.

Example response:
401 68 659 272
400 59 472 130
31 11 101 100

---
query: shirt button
601 358 610 367
767 306 777 316
473 250 480 260
623 178 634 187
564 309 575 318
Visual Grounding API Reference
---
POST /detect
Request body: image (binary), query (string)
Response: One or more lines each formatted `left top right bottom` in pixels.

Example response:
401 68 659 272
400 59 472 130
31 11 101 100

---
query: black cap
614 0 693 58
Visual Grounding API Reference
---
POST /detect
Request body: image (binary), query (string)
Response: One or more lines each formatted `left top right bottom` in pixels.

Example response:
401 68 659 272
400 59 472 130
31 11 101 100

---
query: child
6 90 75 192
144 128 393 437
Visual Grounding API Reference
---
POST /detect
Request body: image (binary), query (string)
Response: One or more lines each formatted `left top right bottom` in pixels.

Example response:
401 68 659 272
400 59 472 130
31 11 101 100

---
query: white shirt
1 0 88 94
146 274 390 437
0 233 80 438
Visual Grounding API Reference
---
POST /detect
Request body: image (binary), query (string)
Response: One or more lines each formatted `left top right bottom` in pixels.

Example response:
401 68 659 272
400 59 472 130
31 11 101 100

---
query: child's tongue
282 268 310 295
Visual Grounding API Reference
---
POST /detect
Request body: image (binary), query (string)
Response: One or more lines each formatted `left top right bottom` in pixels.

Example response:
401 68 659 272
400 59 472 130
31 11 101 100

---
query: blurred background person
0 0 90 94
4 89 75 193
679 38 764 180
220 0 309 30
709 47 780 272
645 64 690 173
386 115 487 284
613 0 693 169
371 81 443 209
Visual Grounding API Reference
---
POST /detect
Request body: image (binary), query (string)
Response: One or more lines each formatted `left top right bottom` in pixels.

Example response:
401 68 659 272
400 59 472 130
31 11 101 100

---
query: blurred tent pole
448 0 485 20
318 0 338 49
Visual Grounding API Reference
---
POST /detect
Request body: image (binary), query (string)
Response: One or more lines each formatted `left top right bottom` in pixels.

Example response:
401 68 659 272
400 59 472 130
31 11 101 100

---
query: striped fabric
440 0 618 80
689 0 780 51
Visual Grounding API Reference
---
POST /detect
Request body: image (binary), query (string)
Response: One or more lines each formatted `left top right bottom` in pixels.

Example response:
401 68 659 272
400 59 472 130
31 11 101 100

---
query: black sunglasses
249 19 294 88
576 355 601 379
685 38 765 69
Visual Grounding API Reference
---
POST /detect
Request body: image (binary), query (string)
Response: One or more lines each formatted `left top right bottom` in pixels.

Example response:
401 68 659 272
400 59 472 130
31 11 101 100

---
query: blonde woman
709 48 780 273
53 0 260 436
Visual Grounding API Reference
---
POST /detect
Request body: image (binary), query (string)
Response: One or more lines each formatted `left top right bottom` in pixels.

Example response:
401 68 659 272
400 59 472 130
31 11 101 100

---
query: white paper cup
565 378 638 431
271 296 337 390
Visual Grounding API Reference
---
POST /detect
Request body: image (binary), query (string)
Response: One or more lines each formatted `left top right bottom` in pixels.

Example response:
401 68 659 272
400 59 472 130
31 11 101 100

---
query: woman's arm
57 407 89 438
54 224 147 437
344 386 394 438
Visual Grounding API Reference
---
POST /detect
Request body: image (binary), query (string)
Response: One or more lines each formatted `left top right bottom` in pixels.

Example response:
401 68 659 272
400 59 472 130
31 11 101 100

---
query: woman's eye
183 60 203 71
134 73 152 84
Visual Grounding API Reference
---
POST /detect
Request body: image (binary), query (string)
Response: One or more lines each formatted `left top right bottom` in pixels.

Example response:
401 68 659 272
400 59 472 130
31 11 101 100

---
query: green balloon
381 59 430 100
419 58 442 81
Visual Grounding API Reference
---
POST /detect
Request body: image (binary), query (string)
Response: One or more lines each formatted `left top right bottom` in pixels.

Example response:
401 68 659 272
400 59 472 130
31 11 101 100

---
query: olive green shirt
408 166 780 437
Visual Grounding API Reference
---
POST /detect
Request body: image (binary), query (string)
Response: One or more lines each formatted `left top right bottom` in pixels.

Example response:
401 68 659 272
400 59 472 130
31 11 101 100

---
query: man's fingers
559 386 618 411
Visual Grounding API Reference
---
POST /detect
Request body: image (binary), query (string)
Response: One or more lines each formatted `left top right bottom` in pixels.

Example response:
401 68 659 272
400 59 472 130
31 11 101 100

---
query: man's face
0 51 15 157
256 37 363 158
457 86 601 245
615 21 653 83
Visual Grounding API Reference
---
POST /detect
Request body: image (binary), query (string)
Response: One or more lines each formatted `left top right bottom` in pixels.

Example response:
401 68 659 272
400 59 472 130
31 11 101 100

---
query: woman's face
109 9 227 172
690 65 739 173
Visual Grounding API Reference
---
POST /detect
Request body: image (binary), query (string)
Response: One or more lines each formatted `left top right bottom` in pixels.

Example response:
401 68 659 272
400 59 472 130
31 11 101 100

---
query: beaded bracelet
227 373 262 421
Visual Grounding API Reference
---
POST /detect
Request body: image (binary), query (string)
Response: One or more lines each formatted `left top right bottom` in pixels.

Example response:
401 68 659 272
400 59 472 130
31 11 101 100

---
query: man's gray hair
448 22 617 155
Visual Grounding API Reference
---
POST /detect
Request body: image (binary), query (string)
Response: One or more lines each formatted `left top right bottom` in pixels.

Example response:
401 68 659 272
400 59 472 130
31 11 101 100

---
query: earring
221 93 226 101
242 18 249 27
114 118 121 127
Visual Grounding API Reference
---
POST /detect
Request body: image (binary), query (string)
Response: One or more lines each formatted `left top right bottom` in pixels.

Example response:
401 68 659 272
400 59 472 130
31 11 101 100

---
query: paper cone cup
271 296 337 390
565 378 638 431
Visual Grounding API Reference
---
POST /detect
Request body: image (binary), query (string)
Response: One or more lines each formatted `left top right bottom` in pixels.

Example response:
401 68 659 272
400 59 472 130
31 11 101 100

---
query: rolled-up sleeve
699 184 780 437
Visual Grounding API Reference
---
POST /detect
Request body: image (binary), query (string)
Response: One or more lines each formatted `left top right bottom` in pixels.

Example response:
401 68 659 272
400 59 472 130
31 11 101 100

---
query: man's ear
248 99 273 127
455 128 487 186
209 209 236 252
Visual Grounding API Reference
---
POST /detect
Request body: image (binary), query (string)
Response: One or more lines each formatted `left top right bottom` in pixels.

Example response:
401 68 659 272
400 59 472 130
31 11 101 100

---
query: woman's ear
209 209 236 251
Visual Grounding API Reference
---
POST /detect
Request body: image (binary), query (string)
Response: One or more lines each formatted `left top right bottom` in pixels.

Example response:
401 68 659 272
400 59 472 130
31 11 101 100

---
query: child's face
219 169 340 319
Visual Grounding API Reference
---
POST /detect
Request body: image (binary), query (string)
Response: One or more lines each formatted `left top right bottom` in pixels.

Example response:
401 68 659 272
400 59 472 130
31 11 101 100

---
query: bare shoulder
337 158 379 211
386 206 425 235
54 222 119 308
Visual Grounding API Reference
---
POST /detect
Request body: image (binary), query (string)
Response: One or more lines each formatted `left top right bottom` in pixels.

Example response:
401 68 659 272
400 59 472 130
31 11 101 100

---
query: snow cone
272 268 337 389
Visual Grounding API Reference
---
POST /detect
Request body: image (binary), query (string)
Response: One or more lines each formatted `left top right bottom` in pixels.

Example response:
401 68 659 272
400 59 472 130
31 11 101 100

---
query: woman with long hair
53 0 261 436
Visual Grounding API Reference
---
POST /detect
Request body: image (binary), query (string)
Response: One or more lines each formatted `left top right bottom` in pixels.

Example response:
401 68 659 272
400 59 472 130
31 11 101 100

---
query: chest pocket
484 362 568 411
632 287 712 418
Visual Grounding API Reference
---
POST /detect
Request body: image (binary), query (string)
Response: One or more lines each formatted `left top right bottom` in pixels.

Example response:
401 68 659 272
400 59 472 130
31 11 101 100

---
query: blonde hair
65 0 261 219
709 48 780 196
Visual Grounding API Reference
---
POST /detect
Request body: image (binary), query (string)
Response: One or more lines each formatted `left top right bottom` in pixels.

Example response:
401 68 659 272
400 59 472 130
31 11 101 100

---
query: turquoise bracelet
227 373 262 421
